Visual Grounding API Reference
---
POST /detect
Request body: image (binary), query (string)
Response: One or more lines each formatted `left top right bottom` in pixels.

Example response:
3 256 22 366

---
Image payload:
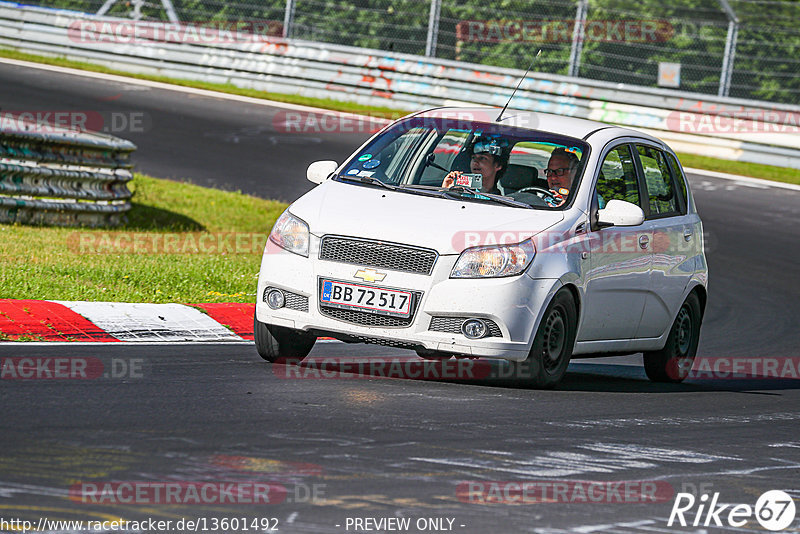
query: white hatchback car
255 108 708 387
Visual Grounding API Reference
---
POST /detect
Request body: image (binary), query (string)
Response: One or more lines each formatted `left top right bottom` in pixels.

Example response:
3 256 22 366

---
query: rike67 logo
668 490 796 531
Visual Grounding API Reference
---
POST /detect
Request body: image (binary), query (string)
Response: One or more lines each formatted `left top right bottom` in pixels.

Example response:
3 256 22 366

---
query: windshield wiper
337 174 398 191
394 184 451 198
444 186 533 209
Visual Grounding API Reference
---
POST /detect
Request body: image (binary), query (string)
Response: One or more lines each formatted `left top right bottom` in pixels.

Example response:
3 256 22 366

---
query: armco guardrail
0 117 136 227
2 3 800 170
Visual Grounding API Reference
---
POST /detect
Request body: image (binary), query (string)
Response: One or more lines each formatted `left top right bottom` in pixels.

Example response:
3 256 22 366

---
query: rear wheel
519 289 577 388
253 315 316 363
643 292 702 383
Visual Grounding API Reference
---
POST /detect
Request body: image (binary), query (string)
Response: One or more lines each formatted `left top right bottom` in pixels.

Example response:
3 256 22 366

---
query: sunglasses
544 167 571 177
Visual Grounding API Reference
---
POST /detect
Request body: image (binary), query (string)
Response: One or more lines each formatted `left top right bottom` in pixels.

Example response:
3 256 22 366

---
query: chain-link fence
21 0 800 105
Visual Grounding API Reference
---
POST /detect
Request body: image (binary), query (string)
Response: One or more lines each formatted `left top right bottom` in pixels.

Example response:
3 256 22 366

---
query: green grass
0 174 287 303
2 46 798 185
677 152 800 185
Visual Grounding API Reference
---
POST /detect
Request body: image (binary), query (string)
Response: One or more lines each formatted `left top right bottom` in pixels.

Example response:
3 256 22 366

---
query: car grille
319 236 437 275
264 287 309 312
346 336 421 349
429 316 502 338
320 304 416 328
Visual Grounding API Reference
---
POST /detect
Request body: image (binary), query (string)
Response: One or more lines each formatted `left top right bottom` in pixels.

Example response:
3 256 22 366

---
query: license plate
320 279 412 317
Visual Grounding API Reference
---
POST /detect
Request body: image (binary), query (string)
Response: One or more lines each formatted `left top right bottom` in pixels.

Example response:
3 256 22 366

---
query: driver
441 138 506 194
543 147 580 207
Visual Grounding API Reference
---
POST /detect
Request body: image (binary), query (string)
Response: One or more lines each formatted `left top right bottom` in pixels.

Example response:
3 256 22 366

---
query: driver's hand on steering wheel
442 171 462 189
548 188 567 207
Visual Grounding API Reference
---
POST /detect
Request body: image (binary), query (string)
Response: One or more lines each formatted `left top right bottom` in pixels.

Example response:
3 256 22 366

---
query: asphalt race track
2 61 800 533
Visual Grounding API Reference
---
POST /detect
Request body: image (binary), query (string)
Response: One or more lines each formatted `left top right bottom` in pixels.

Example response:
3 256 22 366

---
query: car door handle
683 229 693 241
639 235 650 249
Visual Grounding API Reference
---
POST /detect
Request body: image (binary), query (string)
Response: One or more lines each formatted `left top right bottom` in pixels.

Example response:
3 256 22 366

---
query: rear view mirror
597 199 645 228
307 160 338 184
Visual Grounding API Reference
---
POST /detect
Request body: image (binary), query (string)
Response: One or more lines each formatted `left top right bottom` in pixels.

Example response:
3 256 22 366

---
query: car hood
288 180 564 255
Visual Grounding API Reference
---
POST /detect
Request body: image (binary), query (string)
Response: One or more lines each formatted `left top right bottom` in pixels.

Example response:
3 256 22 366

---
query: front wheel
254 315 316 363
519 289 577 388
643 292 702 383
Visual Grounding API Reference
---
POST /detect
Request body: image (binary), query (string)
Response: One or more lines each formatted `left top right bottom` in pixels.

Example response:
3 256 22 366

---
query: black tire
519 289 577 388
253 315 316 363
643 292 702 383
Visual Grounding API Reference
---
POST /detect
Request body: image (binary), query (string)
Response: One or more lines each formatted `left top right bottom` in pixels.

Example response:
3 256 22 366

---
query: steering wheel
515 186 558 202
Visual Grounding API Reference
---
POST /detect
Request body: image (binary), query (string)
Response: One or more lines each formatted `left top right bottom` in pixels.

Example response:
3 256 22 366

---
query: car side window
637 145 680 217
665 151 689 215
595 145 641 209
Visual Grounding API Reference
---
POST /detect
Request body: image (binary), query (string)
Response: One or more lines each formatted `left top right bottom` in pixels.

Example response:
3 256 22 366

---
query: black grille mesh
264 287 309 312
320 236 437 275
429 316 502 338
347 336 420 349
320 306 414 328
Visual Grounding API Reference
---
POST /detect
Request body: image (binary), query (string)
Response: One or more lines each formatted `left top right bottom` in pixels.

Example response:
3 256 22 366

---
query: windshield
338 116 590 209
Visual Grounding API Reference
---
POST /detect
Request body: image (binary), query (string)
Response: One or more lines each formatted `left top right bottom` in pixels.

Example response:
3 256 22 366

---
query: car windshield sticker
358 170 375 177
362 159 381 169
358 154 373 161
347 169 360 175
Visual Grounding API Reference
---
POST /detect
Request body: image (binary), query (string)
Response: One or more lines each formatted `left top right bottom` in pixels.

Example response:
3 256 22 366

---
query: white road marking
550 412 800 429
411 443 736 478
580 443 740 463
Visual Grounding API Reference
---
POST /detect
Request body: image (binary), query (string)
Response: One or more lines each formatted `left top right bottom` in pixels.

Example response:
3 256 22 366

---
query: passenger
543 147 580 207
441 139 506 194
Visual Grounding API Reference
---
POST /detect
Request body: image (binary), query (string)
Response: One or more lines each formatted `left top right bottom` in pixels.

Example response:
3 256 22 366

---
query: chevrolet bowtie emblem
354 268 386 283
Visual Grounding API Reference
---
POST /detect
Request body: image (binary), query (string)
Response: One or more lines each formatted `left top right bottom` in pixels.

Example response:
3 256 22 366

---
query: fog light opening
462 318 488 339
266 289 285 309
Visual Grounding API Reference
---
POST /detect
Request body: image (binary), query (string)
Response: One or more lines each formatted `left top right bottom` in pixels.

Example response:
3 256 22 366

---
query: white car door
578 143 652 342
632 144 697 338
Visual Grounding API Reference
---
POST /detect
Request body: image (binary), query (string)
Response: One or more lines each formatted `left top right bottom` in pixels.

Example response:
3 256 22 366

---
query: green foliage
17 0 800 103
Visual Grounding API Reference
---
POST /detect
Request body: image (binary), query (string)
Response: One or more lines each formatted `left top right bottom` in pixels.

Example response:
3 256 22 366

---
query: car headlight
269 209 310 257
451 239 535 278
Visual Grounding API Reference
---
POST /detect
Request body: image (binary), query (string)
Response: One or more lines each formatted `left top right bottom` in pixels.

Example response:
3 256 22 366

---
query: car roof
414 106 664 146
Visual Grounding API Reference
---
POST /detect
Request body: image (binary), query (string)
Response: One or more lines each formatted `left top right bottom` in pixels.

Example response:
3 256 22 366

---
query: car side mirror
307 160 338 184
597 199 645 228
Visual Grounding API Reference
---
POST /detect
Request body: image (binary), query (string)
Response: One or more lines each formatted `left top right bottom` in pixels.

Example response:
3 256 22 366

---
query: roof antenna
496 49 541 122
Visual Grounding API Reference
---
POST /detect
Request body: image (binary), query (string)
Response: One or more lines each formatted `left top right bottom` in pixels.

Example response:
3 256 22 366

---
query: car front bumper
256 238 560 362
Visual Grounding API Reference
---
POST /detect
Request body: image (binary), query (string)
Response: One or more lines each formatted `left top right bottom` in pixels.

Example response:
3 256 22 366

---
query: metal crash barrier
1 2 799 170
0 120 136 227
